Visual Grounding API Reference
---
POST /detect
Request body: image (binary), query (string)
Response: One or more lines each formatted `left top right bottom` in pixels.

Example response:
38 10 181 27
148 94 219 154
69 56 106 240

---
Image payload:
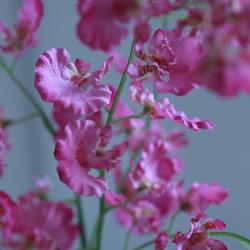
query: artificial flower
35 48 112 114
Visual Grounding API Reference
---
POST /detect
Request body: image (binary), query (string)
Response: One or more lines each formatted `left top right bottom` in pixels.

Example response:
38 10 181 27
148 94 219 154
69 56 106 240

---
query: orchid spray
0 0 250 249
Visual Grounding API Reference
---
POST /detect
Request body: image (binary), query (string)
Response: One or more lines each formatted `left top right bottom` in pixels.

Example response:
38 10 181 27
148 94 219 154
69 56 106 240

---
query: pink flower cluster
0 0 43 58
2 0 247 249
105 135 229 234
174 0 250 97
0 176 79 250
0 105 12 177
35 48 129 197
173 214 227 250
77 0 172 51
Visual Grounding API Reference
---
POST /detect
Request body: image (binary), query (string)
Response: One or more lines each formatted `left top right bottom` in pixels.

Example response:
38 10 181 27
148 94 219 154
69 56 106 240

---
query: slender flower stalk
110 114 144 125
210 232 250 248
75 194 87 248
3 112 39 127
167 210 180 234
0 53 55 135
123 225 133 250
105 37 136 126
95 37 136 250
96 169 106 250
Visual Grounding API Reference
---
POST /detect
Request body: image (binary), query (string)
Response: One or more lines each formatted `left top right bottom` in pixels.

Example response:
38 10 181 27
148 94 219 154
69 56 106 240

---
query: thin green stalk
3 112 39 127
10 57 17 73
75 194 87 248
162 15 168 29
173 0 210 10
95 38 136 250
0 53 55 135
96 169 105 250
90 219 99 248
105 37 136 126
110 114 143 125
132 240 154 250
123 226 133 250
167 210 180 234
210 231 250 248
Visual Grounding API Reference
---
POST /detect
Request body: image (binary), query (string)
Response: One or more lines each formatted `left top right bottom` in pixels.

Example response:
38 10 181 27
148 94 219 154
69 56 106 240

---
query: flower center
75 146 91 171
62 63 91 88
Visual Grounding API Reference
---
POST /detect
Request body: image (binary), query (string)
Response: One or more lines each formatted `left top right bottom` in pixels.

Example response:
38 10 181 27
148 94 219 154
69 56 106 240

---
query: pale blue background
0 1 249 249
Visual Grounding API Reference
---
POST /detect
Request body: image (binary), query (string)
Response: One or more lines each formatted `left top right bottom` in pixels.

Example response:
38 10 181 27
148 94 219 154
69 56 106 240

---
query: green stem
75 194 87 248
167 210 180 234
162 15 168 29
167 13 188 19
210 231 250 248
3 112 39 127
90 219 99 248
95 38 136 250
123 226 133 250
110 114 143 125
10 57 17 73
96 169 106 250
173 0 210 10
0 53 55 135
105 37 136 127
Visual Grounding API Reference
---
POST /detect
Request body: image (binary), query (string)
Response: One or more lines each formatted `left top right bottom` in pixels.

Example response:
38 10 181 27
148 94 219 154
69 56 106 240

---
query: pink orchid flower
0 0 43 58
35 48 112 115
54 119 128 197
173 214 227 250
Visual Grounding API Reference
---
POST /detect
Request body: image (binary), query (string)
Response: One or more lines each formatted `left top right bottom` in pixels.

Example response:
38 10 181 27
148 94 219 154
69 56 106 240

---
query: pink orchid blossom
35 48 112 115
180 182 229 215
155 231 169 250
126 120 188 153
128 29 204 96
130 79 214 131
3 200 79 250
52 109 82 138
129 141 183 195
0 0 43 58
115 198 162 233
0 191 17 241
33 175 53 195
55 119 128 197
196 46 250 97
77 0 171 51
77 0 128 51
173 214 227 250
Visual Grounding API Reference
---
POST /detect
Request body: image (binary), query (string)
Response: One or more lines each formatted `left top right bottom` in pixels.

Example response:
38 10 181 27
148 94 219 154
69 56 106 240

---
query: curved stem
95 38 136 250
123 226 133 250
0 53 55 135
75 194 87 248
3 112 39 127
10 57 17 73
96 170 106 250
210 231 250 248
110 114 143 125
167 210 180 234
105 37 136 126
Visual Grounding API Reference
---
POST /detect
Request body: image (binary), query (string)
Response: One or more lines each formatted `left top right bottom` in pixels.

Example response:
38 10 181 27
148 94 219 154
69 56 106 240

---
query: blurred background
0 1 249 249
